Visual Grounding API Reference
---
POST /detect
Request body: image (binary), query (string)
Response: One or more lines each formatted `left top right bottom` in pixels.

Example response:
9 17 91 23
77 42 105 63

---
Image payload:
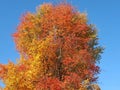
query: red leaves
0 64 7 79
17 13 35 31
12 33 19 38
63 73 81 89
36 77 62 90
40 3 74 32
62 57 74 66
17 64 27 72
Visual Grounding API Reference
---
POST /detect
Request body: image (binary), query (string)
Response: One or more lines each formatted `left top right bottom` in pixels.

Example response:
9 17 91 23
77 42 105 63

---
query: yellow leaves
72 13 87 24
91 84 101 90
37 3 53 15
4 63 18 89
90 34 97 38
83 79 90 85
79 83 101 90
78 13 87 24
1 58 36 89
9 37 53 89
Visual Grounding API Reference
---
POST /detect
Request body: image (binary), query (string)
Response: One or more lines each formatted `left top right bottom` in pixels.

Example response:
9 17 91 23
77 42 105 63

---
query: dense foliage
0 3 102 90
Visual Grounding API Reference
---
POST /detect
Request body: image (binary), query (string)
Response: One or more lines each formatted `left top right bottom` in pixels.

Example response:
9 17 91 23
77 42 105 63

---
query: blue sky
0 0 120 89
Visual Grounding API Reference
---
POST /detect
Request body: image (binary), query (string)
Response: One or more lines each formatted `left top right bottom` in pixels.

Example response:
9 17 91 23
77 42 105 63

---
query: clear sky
0 0 120 89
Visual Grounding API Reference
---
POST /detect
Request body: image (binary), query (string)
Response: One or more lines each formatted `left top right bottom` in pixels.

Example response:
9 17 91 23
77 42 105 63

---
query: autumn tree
0 3 103 90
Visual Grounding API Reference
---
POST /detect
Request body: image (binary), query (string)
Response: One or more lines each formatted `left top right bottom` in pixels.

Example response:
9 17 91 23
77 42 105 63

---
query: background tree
0 3 103 90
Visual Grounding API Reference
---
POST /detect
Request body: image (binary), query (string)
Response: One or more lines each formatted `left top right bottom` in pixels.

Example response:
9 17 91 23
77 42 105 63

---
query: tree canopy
0 3 103 90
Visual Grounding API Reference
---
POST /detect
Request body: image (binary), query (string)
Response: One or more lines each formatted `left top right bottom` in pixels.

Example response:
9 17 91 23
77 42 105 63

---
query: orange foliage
0 2 103 90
